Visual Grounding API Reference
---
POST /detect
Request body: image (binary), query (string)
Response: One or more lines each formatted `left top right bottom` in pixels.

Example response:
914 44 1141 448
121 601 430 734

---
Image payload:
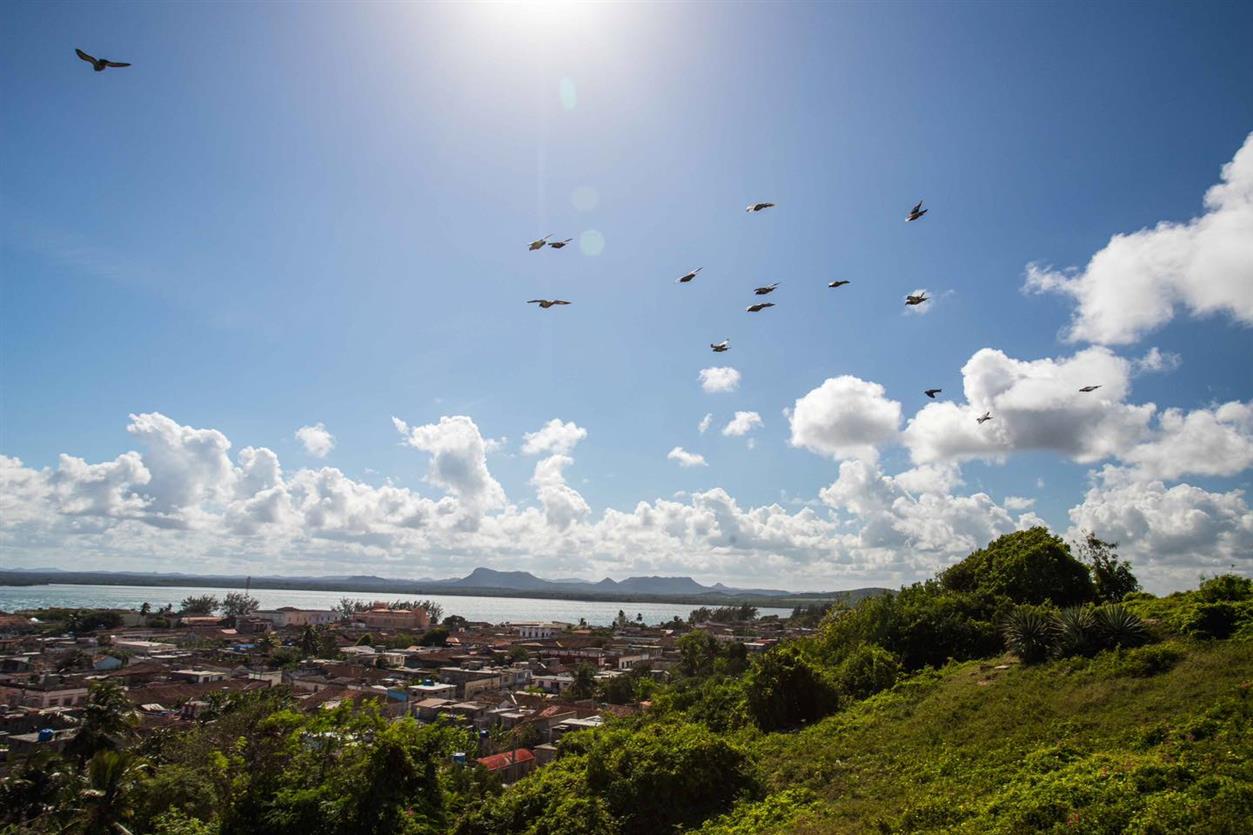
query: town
0 595 811 782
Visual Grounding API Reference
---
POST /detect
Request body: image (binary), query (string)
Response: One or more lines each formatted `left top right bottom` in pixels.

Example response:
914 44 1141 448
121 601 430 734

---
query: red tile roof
477 748 535 770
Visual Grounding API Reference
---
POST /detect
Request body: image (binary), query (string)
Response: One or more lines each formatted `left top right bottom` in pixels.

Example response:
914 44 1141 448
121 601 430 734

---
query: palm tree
68 750 148 834
65 681 136 765
570 663 597 699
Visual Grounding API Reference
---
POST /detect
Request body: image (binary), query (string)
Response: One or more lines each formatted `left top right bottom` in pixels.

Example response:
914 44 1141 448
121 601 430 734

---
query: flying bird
76 48 130 72
754 283 780 295
547 238 573 249
828 280 851 288
905 293 929 306
710 339 730 353
746 302 775 313
1079 385 1102 393
528 235 551 251
676 267 703 284
527 299 571 309
906 201 927 222
976 411 993 424
745 202 775 213
924 389 942 398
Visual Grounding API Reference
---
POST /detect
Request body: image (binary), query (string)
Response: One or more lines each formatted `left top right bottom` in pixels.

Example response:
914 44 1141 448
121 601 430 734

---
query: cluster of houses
0 603 794 782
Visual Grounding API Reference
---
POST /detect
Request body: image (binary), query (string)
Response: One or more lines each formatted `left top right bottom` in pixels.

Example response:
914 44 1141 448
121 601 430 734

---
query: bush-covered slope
706 638 1252 833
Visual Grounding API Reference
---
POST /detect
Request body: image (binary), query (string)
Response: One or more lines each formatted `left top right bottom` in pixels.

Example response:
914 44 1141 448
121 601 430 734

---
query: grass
699 639 1252 833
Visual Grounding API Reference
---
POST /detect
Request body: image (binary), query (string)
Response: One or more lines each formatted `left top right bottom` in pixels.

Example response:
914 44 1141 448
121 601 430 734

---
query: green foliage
745 645 842 730
1197 573 1252 603
689 605 758 624
818 582 1004 671
649 677 749 732
179 595 220 615
221 592 259 618
692 788 823 834
64 680 137 765
1092 602 1149 648
1092 642 1185 678
940 527 1095 606
1002 605 1057 664
677 630 720 676
1054 605 1099 657
1076 532 1141 603
831 643 901 699
570 663 597 699
419 626 449 647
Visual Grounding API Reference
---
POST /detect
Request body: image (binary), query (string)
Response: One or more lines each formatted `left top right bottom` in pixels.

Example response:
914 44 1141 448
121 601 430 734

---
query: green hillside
708 638 1252 833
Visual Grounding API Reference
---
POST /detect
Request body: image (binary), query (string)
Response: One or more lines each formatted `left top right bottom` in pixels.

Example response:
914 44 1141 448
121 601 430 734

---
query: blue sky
2 1 1252 592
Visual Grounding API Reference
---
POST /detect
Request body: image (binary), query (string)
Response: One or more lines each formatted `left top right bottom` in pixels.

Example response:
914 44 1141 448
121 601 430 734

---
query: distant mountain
442 568 555 592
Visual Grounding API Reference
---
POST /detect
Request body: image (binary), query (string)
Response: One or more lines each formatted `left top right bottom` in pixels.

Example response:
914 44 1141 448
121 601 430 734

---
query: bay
0 583 793 626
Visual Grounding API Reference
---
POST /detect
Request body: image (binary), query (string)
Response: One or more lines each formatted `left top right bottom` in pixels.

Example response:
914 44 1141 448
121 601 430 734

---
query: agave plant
1093 603 1148 649
1002 606 1057 664
1053 606 1099 658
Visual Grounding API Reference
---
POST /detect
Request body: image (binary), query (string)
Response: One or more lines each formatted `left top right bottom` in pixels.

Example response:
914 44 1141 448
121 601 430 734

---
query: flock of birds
75 49 1104 424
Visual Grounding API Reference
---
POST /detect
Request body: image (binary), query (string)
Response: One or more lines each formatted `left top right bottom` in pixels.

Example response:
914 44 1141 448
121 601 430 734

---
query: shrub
1098 643 1185 678
1197 574 1252 603
1054 606 1099 658
1092 603 1148 649
1002 606 1057 664
744 645 842 730
1179 601 1242 639
833 644 901 700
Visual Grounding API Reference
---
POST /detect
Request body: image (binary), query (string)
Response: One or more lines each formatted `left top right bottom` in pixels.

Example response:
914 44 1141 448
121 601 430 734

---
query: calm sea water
0 584 792 626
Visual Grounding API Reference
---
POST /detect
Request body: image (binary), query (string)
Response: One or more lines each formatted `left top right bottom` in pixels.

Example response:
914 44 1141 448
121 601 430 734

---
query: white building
253 608 339 628
510 622 567 639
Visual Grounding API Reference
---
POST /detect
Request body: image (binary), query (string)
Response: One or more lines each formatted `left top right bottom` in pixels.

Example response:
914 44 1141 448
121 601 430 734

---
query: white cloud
699 367 741 393
394 415 506 520
1024 132 1253 344
1132 347 1182 376
667 447 707 468
1120 401 1253 480
295 423 335 458
1004 496 1036 511
903 346 1152 465
530 454 590 530
789 376 902 463
522 419 588 456
722 411 763 437
1067 466 1253 591
698 413 713 434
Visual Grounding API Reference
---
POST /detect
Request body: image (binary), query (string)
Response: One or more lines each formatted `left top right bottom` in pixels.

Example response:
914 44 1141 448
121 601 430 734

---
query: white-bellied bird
711 339 730 353
745 202 775 213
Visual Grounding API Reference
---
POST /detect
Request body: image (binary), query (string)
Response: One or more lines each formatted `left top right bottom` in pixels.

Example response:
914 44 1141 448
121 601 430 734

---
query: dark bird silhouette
676 267 703 284
1079 385 1102 393
710 339 730 353
905 293 929 306
745 202 775 213
547 238 573 249
924 389 942 398
754 283 780 295
76 48 130 72
828 280 851 288
976 411 993 424
746 302 775 313
906 201 927 222
528 235 551 251
527 299 571 309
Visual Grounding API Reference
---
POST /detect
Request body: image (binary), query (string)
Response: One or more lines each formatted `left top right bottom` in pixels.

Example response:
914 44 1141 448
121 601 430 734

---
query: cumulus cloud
904 346 1151 464
1024 132 1253 344
789 376 901 463
902 346 1253 482
722 411 763 437
1132 347 1182 376
521 419 588 456
1067 466 1253 590
393 415 506 518
699 367 741 393
667 446 707 468
698 413 713 434
295 423 335 458
530 454 590 530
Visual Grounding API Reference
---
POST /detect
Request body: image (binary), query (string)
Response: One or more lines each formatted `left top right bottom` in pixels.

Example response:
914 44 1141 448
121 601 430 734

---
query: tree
598 675 636 705
744 645 841 731
419 627 449 647
335 597 364 620
677 630 720 677
1077 533 1140 603
940 527 1094 606
221 592 259 619
65 680 137 765
570 663 597 699
178 595 219 616
139 602 151 616
418 600 445 623
70 750 149 835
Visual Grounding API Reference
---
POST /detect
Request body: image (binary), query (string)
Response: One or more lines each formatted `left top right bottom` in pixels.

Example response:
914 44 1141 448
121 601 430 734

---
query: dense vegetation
3 528 1249 833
